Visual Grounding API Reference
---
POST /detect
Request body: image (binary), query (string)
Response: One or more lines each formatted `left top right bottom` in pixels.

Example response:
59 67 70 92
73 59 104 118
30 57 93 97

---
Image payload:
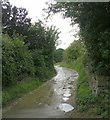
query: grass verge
2 79 43 107
2 68 56 107
59 56 96 112
60 57 109 118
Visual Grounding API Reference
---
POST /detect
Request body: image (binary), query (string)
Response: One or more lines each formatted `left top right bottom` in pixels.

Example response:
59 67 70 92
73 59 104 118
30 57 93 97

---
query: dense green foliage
2 35 35 87
54 48 64 63
25 22 59 80
47 3 109 118
63 40 85 63
2 1 59 105
47 2 110 76
2 1 59 85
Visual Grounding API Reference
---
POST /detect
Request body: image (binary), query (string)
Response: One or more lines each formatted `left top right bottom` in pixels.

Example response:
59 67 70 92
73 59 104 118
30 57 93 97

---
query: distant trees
63 40 85 63
2 1 60 88
54 48 64 63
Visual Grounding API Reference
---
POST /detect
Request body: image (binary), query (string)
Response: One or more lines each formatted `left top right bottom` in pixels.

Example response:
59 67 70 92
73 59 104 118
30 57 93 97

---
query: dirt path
3 65 79 118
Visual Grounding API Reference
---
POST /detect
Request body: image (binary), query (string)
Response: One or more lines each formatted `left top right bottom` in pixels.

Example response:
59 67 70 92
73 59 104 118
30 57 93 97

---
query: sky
9 0 79 49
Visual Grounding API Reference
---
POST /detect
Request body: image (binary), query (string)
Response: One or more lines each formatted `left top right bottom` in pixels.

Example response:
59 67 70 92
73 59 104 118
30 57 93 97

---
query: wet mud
3 66 79 118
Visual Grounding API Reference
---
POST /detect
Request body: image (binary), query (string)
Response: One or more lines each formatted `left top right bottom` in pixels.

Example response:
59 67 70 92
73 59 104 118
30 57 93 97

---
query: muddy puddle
58 103 74 112
3 66 78 118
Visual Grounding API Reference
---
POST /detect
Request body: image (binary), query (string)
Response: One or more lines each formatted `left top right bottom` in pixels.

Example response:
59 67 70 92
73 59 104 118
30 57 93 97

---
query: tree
63 40 84 63
26 21 45 50
2 1 31 37
46 2 110 76
42 25 60 69
54 48 64 63
26 21 60 69
2 1 60 87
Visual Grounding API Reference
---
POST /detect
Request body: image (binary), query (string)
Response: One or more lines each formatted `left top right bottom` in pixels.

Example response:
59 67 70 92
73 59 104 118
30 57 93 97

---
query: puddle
62 97 69 101
58 103 74 112
63 93 71 97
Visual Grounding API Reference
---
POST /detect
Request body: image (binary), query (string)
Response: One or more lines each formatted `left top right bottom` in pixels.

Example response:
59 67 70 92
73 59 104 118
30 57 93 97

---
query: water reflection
54 66 78 112
62 97 69 101
58 103 74 112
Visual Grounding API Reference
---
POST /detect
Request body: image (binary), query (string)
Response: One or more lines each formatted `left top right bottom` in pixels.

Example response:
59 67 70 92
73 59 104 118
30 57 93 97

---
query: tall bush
2 35 35 87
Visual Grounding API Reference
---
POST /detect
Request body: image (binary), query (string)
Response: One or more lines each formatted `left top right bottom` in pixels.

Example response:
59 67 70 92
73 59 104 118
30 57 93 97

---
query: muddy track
3 66 78 118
